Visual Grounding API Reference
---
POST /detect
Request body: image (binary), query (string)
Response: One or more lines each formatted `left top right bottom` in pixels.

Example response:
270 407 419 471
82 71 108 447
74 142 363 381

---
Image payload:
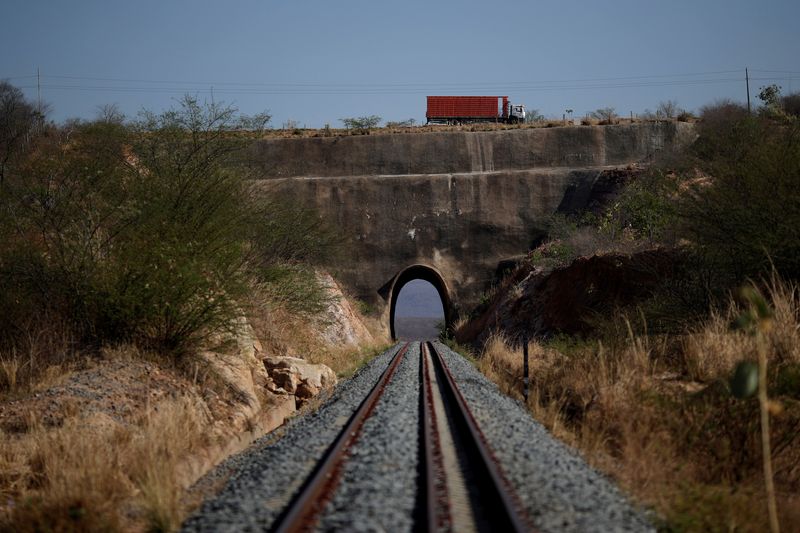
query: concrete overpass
248 123 695 333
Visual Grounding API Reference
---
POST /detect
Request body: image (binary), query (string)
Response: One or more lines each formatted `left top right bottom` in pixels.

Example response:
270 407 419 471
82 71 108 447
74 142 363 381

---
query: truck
426 96 526 125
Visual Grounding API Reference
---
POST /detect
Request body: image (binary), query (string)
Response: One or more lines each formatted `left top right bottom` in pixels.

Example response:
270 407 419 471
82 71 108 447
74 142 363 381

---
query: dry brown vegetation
0 86 387 531
0 304 383 532
0 350 213 532
254 116 690 139
250 291 390 379
469 277 800 531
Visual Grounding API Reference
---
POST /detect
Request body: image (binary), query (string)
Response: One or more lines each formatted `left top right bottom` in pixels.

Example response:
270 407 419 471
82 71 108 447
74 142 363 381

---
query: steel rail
272 342 410 533
424 341 535 533
422 342 452 532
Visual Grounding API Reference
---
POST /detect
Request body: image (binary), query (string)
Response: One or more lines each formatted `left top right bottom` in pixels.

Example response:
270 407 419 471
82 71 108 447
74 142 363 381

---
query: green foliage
258 264 333 317
0 81 45 185
681 113 800 287
529 241 575 268
249 194 341 266
607 171 679 243
0 90 337 357
758 84 782 110
340 115 381 131
355 299 375 316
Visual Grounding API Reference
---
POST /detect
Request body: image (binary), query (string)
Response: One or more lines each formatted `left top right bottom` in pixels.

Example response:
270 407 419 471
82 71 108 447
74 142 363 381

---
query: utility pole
522 335 529 402
37 67 41 116
746 67 751 114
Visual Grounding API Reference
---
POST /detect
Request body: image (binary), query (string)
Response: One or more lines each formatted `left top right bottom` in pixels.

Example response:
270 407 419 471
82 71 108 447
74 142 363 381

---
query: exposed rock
263 355 337 406
270 368 298 394
295 381 320 401
457 248 683 346
314 272 374 347
263 355 337 390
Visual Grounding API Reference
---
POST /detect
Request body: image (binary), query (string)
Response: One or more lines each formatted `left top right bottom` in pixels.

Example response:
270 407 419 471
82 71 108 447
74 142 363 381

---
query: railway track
184 341 651 532
421 341 532 532
270 341 532 533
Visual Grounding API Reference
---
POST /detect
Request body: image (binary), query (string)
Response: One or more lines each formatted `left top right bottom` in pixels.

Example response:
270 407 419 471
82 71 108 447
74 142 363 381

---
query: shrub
782 91 800 118
385 119 416 128
608 171 680 244
0 92 337 358
340 115 381 131
590 107 617 125
681 114 800 287
657 100 682 119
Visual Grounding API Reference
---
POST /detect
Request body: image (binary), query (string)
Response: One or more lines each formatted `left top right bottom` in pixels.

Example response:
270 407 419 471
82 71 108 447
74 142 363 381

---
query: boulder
263 356 337 390
295 381 320 401
270 368 299 394
263 355 337 405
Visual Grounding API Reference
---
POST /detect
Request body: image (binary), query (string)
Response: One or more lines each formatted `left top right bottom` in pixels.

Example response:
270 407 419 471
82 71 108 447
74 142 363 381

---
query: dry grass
0 394 210 532
0 320 79 401
683 277 800 382
0 296 380 532
249 286 390 378
473 278 800 531
246 116 678 140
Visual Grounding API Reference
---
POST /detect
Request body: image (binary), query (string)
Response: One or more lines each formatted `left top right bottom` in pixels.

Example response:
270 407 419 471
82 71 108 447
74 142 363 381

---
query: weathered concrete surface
250 122 695 178
248 123 695 319
254 168 608 313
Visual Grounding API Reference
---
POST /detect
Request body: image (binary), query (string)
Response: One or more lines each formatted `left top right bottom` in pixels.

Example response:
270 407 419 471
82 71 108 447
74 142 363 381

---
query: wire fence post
523 334 529 402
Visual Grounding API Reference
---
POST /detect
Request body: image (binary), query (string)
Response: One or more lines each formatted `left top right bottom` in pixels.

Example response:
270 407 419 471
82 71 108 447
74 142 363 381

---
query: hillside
449 103 800 530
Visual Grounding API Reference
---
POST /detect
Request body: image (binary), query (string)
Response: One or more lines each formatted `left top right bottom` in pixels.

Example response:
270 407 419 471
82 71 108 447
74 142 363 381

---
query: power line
17 77 783 96
750 68 800 75
11 68 748 90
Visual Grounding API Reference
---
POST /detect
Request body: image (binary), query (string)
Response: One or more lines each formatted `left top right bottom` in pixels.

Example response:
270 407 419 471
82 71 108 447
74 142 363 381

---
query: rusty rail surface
422 341 534 533
272 342 410 533
422 342 451 532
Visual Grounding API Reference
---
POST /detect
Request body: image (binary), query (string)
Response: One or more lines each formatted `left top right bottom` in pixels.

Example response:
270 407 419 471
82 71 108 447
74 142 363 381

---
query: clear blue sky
2 0 798 127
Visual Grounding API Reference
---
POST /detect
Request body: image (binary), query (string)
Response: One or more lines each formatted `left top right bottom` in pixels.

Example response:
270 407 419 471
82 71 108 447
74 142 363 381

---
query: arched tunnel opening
387 265 453 341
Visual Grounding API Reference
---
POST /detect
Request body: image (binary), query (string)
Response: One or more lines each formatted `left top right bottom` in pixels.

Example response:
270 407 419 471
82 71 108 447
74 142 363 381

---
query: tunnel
385 264 453 341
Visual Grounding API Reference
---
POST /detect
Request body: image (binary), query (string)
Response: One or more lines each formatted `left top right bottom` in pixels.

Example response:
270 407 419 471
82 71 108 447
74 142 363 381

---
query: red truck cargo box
426 96 505 119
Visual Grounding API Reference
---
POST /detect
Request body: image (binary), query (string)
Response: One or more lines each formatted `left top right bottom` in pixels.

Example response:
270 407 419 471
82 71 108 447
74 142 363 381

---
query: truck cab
508 104 526 123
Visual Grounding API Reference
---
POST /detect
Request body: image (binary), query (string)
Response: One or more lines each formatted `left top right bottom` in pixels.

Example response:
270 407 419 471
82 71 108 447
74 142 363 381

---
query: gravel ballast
183 341 653 532
432 341 654 532
317 342 421 532
181 344 404 532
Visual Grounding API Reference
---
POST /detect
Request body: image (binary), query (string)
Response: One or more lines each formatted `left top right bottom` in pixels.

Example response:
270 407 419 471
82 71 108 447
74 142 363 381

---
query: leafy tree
611 171 679 243
758 84 782 109
340 115 381 131
0 93 337 356
0 81 43 185
681 110 800 288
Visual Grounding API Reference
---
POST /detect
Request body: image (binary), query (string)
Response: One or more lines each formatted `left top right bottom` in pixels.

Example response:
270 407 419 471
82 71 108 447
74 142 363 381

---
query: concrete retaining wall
249 122 695 178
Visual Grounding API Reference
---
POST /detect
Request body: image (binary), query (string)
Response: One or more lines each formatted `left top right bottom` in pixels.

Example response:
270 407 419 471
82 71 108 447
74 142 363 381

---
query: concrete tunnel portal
385 264 454 341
